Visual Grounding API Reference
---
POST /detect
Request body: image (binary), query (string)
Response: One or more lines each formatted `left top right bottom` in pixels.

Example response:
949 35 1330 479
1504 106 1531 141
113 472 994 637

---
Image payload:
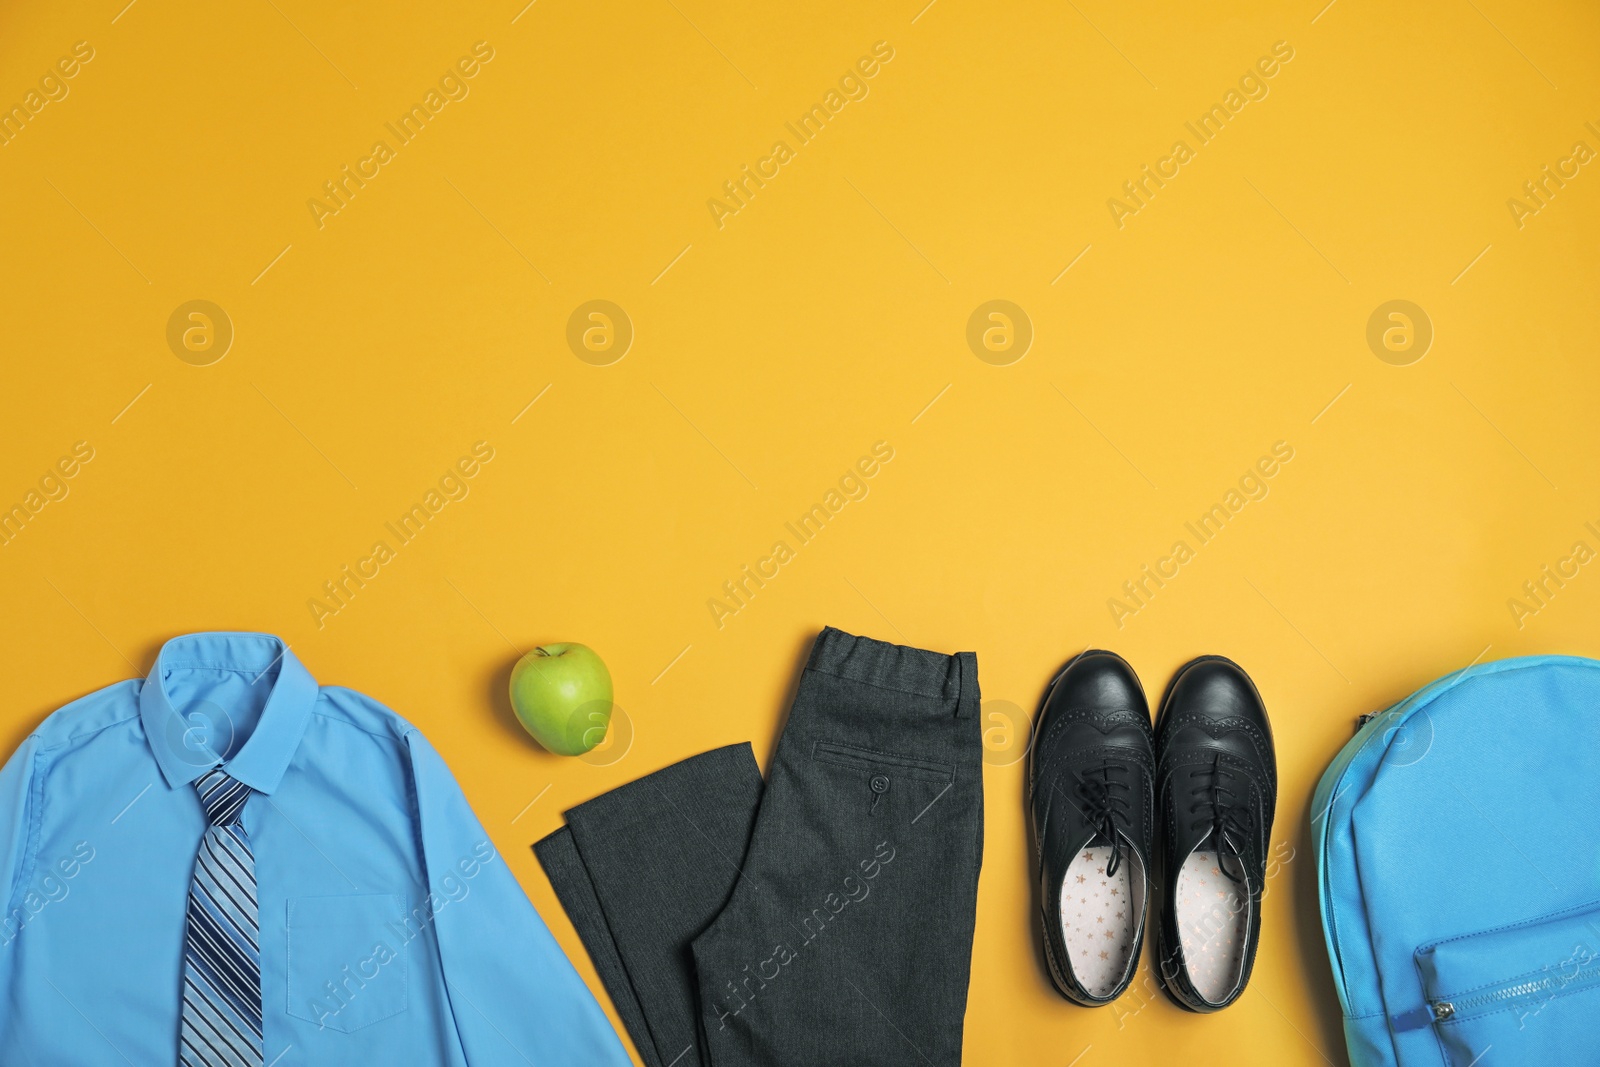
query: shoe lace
1070 762 1133 877
1187 754 1252 885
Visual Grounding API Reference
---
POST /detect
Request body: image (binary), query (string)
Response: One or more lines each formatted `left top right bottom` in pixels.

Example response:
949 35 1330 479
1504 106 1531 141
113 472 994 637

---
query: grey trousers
534 627 983 1067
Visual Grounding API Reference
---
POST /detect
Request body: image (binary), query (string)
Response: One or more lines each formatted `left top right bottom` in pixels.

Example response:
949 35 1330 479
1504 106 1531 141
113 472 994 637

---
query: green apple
509 643 614 755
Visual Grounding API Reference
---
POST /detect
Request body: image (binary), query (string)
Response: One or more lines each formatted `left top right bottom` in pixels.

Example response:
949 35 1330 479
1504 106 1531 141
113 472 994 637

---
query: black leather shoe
1153 655 1277 1012
1029 650 1154 1006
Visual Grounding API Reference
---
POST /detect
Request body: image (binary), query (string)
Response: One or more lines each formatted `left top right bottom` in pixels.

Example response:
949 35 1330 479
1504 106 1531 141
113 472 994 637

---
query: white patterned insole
1058 845 1144 998
1175 849 1248 1003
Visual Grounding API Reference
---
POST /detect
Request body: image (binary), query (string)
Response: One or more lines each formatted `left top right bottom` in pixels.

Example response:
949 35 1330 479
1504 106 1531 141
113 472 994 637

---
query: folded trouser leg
533 826 663 1067
535 743 764 1067
690 627 984 1067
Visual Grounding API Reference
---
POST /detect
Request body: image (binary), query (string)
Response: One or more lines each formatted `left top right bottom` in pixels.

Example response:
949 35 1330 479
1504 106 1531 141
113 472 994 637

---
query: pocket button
870 774 890 794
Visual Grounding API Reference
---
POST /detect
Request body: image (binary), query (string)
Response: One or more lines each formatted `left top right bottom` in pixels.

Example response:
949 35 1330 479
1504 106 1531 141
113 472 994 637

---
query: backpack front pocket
1414 899 1600 1066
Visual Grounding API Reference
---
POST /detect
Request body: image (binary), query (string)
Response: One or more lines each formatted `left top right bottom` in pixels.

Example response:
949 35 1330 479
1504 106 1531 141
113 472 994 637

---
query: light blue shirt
0 632 632 1066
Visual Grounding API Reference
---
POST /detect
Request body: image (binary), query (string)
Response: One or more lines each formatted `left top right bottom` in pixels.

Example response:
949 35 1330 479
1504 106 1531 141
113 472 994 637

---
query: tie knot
195 769 252 826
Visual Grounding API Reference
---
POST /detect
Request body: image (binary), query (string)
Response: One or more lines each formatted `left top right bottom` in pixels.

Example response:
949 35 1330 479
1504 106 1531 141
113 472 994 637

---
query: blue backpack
1314 654 1600 1066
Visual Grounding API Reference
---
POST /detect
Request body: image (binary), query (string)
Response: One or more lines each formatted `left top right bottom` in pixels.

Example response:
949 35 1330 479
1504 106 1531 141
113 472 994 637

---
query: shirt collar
139 632 318 794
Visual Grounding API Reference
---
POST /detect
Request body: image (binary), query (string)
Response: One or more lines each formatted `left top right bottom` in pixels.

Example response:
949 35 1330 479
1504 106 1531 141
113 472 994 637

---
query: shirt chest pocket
286 894 409 1033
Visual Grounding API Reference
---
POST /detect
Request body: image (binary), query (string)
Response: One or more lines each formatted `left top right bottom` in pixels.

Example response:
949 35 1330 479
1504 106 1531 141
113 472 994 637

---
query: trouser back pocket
812 740 953 816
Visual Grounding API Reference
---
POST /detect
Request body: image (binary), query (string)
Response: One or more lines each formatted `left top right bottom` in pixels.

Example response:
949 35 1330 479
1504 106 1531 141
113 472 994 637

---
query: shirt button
869 774 890 794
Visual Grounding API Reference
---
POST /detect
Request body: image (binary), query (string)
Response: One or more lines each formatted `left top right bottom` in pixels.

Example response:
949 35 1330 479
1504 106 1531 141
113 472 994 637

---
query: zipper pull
1432 1001 1455 1022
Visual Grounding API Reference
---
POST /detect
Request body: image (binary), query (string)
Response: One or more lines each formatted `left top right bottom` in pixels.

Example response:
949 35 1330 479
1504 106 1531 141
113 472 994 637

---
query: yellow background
3 0 1598 1062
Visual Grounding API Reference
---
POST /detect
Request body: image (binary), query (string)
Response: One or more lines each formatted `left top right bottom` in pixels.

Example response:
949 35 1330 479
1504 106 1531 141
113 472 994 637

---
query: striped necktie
179 769 263 1067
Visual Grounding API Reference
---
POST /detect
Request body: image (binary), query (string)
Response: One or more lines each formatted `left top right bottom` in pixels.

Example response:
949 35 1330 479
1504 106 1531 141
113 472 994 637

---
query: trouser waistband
805 626 979 718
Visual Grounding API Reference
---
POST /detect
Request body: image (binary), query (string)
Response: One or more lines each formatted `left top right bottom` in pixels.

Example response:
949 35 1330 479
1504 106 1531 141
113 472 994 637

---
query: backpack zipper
1316 706 1403 999
1431 962 1600 1022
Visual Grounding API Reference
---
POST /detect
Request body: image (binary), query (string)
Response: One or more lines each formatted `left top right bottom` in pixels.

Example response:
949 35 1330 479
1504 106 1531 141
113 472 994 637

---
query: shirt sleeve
0 736 40 1045
404 729 633 1067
